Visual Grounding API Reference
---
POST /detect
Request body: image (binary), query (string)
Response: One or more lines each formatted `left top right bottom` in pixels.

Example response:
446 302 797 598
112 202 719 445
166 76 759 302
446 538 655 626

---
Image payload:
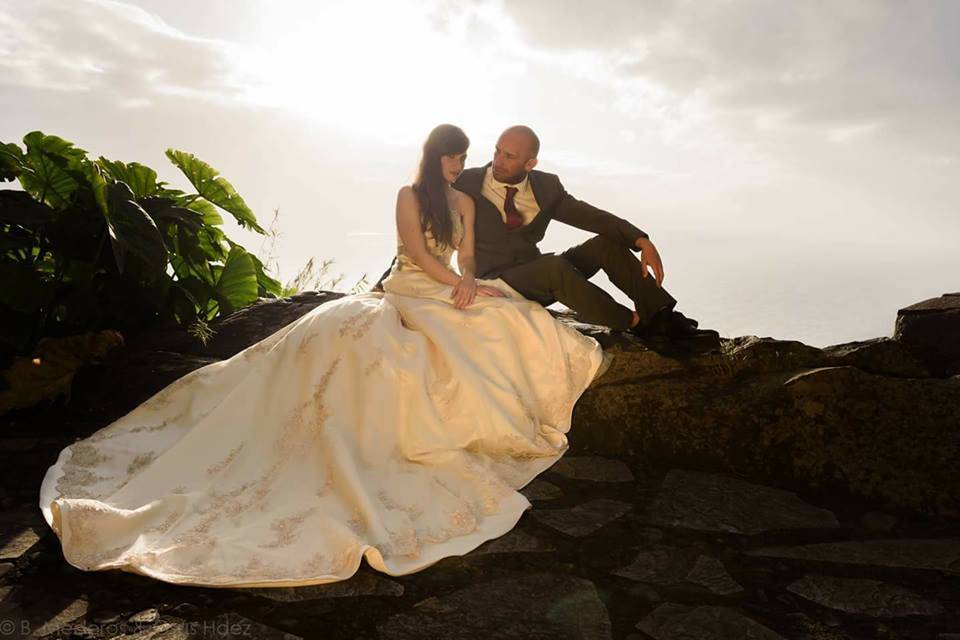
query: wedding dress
38 203 610 588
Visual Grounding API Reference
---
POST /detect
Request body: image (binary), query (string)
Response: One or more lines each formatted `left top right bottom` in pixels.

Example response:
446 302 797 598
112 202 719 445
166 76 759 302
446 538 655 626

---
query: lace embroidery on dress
274 356 341 458
259 506 321 549
207 444 244 477
65 503 135 568
363 349 385 377
461 453 518 512
339 308 378 340
55 443 113 499
144 500 187 536
377 489 425 520
126 452 156 476
165 460 286 573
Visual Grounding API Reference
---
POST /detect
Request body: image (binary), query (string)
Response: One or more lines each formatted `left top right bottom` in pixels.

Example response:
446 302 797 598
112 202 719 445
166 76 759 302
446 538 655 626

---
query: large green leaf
139 197 205 230
165 150 264 233
182 196 224 226
19 131 87 208
22 132 88 167
104 182 168 277
248 252 283 297
18 150 79 209
98 158 158 198
0 142 23 181
156 186 224 226
214 245 259 314
176 224 214 282
17 132 89 208
81 161 109 218
197 225 228 262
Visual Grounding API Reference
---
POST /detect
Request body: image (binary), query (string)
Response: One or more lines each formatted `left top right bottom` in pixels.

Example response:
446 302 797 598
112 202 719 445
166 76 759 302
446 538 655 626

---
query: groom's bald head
501 125 540 158
493 125 540 183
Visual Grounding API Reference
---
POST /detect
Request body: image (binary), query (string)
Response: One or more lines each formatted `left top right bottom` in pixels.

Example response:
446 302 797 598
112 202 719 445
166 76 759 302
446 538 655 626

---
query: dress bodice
392 205 464 274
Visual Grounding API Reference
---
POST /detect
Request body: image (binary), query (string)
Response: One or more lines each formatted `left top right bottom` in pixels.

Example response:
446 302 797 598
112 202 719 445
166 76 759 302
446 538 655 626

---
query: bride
38 124 611 588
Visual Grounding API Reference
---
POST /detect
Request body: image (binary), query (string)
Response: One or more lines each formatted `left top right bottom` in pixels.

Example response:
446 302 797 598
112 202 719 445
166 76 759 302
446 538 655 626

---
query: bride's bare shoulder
453 189 474 213
396 185 419 213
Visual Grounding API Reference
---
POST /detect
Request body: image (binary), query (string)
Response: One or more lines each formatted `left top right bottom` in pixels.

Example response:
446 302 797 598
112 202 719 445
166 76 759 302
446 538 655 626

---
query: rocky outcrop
568 294 960 514
895 292 960 376
8 291 958 515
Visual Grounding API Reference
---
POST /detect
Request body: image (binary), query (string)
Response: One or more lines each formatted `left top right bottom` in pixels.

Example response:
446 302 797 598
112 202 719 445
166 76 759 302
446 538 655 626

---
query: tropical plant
0 131 283 359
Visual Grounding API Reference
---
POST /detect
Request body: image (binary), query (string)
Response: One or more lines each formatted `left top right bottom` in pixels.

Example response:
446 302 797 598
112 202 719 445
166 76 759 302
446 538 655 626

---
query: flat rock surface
637 603 785 640
530 498 632 537
471 529 555 556
0 527 40 560
787 574 945 617
519 479 563 501
377 573 612 640
899 293 960 313
749 538 960 574
643 470 840 534
613 546 743 596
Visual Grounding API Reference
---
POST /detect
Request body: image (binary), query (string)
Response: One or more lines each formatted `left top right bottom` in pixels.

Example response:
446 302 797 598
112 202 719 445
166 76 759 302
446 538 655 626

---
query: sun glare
236 2 517 146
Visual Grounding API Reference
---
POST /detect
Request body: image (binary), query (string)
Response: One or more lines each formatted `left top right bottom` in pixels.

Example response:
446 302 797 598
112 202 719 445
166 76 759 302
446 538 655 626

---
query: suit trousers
495 235 677 331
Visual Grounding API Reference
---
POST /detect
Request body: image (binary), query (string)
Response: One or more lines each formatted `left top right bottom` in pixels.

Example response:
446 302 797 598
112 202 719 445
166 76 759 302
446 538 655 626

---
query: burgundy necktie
504 186 523 230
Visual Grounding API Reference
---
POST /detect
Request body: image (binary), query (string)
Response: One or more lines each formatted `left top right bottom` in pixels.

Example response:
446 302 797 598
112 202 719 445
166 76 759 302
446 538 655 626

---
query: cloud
0 0 246 103
498 0 960 157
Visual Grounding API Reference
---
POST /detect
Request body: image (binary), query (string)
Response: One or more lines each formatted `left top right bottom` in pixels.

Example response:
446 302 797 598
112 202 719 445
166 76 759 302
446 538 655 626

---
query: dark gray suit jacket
372 163 649 287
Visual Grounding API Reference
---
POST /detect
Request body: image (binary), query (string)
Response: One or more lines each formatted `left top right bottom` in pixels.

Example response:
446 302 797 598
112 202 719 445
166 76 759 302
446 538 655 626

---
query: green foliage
0 130 284 357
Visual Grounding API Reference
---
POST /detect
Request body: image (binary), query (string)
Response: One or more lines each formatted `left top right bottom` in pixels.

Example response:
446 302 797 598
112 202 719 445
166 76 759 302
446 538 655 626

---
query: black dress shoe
628 309 721 353
673 311 699 329
630 309 698 339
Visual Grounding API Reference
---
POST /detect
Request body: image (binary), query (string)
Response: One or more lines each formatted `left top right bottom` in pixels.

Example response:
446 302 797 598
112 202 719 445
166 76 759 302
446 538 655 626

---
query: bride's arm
451 192 507 303
455 192 476 279
395 186 462 287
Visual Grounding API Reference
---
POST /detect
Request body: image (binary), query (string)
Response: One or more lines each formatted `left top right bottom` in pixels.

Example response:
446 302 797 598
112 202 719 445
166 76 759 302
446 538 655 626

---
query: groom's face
492 132 538 184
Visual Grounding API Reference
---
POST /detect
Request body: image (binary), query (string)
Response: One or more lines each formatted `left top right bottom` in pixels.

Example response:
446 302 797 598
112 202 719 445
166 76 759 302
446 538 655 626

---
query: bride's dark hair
412 124 469 249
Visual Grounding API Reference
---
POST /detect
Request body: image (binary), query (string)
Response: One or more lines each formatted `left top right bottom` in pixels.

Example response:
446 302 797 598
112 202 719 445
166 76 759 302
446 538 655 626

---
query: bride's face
441 152 467 184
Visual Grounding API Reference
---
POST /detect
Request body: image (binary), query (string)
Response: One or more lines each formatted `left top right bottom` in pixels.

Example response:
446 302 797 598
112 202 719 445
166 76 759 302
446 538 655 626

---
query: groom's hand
635 237 664 287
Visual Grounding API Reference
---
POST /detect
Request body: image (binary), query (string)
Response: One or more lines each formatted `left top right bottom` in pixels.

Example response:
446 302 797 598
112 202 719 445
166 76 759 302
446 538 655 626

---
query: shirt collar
486 165 530 194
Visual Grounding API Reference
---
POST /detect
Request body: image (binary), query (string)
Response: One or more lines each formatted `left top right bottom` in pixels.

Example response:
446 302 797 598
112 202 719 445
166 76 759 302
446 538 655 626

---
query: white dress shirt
480 166 541 226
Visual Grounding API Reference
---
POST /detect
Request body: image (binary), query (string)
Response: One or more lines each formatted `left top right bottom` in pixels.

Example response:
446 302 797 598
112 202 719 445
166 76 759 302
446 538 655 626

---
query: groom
373 125 719 350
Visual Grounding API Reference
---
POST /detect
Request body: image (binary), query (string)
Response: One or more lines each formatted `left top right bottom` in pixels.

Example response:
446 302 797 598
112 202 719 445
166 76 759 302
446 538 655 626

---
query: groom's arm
550 178 649 252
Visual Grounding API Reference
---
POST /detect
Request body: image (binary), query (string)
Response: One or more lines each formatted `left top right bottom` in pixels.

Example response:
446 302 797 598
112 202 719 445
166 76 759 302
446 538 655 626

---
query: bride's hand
476 285 509 298
451 275 478 309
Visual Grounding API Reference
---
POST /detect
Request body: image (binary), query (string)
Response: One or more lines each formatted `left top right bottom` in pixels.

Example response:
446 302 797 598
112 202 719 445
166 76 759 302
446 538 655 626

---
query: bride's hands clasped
451 275 508 309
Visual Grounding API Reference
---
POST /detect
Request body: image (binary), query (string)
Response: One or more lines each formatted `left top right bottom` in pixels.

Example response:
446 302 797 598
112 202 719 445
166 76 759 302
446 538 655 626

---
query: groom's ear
525 157 538 172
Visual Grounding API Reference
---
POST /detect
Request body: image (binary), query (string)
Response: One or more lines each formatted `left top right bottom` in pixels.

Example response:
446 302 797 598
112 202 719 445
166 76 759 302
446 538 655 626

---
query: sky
1 0 957 347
